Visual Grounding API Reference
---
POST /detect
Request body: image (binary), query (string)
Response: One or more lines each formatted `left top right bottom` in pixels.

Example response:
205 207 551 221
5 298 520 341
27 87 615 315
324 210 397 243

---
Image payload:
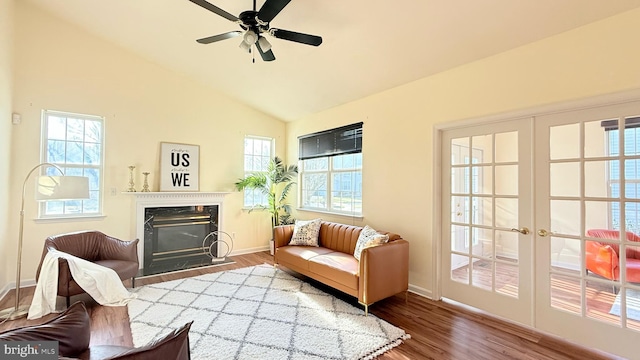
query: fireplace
130 192 230 276
143 205 218 276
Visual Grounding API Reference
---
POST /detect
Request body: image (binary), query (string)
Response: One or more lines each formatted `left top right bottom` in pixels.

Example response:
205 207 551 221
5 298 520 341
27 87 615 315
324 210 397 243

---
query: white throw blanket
28 249 137 319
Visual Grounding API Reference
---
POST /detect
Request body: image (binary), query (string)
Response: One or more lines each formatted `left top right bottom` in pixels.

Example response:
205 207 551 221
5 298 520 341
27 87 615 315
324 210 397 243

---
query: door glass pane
550 162 580 197
451 225 469 253
495 131 518 163
496 230 518 263
586 280 620 326
495 165 518 195
585 201 617 232
585 160 617 198
472 228 493 258
621 287 640 331
496 262 518 298
584 119 609 158
472 134 493 164
624 118 640 156
471 258 492 291
550 274 581 315
451 167 469 194
451 196 469 223
472 197 493 226
451 138 470 165
586 239 620 283
625 202 640 234
451 254 469 283
550 237 580 273
495 198 518 229
625 160 640 199
550 123 580 160
472 166 492 194
551 200 581 236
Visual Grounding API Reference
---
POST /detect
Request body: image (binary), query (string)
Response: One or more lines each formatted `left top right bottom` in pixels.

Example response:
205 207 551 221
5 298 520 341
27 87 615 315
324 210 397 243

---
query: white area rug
127 264 410 360
609 288 640 321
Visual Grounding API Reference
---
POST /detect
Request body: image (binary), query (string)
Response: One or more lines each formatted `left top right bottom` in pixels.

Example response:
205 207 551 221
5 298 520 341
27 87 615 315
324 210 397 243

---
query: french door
441 99 640 358
534 101 640 357
441 118 534 325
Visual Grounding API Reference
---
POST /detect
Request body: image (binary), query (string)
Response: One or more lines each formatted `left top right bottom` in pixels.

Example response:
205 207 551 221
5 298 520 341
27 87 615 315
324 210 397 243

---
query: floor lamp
0 162 89 321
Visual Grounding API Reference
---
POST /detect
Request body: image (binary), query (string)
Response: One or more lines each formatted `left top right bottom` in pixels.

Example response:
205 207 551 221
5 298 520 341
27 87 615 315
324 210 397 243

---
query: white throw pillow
353 225 389 261
289 219 322 246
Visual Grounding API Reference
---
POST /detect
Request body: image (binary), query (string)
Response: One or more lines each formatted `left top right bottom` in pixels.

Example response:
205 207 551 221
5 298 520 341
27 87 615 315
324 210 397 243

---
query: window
298 123 363 215
606 117 640 232
243 136 273 207
40 110 104 218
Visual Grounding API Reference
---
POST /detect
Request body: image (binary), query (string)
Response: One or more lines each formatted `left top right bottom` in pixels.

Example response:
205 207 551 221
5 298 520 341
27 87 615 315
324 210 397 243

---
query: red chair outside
585 229 640 284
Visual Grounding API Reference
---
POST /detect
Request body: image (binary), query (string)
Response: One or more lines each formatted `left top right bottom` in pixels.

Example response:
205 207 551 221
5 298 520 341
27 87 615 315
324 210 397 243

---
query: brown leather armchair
0 302 192 360
36 231 140 307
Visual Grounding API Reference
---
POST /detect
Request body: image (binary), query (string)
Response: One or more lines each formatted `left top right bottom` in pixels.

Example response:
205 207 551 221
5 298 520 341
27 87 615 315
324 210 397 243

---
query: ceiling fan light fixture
257 36 272 52
243 30 258 44
239 40 251 52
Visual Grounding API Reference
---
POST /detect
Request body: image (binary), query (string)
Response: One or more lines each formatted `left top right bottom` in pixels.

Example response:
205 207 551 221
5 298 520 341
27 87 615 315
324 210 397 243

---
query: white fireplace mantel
127 192 231 270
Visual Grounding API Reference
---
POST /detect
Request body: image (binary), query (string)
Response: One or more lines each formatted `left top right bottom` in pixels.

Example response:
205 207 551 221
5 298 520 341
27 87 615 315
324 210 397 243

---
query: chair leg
131 277 135 288
66 296 70 308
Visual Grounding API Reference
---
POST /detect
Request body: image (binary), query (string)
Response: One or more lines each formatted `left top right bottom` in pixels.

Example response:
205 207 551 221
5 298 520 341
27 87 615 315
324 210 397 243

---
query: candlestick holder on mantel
141 172 150 192
127 165 136 192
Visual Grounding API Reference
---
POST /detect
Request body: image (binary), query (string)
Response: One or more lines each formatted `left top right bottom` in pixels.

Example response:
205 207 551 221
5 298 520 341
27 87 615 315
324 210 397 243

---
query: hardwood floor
0 252 624 359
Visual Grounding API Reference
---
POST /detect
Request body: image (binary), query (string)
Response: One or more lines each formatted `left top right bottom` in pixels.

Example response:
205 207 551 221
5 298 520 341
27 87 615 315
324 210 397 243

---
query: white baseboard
408 283 432 299
230 246 270 257
0 279 37 304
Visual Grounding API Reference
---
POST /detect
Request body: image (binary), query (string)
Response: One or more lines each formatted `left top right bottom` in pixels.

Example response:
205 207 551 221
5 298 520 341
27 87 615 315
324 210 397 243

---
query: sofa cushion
289 219 322 246
277 246 335 270
353 225 389 261
308 252 359 290
0 301 90 357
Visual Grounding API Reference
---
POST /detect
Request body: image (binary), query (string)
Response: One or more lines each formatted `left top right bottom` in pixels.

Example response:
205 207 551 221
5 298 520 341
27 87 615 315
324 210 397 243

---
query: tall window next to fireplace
143 205 218 276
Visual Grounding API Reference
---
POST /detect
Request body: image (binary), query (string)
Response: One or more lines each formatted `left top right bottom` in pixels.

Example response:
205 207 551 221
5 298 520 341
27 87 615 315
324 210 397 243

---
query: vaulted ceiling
25 0 640 121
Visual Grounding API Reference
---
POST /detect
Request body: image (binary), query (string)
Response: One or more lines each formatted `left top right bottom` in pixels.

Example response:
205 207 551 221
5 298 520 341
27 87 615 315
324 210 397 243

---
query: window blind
298 122 363 160
601 117 640 131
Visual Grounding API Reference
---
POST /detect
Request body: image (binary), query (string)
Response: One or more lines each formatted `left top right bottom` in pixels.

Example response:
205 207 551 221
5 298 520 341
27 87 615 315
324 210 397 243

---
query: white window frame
299 153 363 216
243 135 274 208
39 110 104 218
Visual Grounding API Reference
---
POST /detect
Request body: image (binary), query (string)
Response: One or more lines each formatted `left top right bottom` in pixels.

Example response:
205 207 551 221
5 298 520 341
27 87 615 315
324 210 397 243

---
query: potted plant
235 156 298 254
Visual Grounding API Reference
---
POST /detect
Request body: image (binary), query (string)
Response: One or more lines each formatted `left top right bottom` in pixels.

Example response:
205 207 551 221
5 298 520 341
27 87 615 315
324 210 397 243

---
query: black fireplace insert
143 205 219 276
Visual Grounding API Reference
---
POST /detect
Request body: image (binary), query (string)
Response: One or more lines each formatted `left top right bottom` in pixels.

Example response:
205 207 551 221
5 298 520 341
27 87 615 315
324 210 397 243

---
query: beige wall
0 0 14 292
6 1 284 288
286 8 640 294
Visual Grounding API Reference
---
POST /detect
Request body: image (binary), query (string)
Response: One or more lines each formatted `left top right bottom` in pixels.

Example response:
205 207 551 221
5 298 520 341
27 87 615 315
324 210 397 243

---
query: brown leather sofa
274 221 409 313
0 302 192 360
36 231 140 307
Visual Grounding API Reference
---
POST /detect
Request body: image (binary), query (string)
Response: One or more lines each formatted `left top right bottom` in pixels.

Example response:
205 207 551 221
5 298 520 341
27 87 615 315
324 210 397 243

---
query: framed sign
160 142 200 191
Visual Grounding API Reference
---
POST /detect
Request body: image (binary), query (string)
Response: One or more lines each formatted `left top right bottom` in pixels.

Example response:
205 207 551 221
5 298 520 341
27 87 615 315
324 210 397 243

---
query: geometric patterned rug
127 264 410 360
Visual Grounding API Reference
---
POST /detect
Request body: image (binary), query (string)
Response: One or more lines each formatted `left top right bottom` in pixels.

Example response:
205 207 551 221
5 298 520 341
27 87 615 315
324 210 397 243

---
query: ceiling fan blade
271 29 322 46
256 41 276 61
188 0 238 22
257 0 291 23
196 31 242 44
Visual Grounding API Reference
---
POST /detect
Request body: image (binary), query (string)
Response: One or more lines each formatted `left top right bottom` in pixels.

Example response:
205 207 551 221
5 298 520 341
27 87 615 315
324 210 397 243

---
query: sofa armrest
358 239 409 305
274 225 295 248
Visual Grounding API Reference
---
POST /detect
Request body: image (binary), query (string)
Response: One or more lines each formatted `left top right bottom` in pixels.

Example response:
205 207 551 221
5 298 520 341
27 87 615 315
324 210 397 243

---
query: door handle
537 229 550 237
511 227 530 235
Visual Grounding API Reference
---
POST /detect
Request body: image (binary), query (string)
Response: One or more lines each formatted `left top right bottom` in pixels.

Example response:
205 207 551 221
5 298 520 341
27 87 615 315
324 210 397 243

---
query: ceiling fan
188 0 323 62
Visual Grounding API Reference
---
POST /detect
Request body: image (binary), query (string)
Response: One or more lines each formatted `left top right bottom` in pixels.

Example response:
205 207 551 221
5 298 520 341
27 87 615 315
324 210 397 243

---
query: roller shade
298 122 363 160
601 117 640 131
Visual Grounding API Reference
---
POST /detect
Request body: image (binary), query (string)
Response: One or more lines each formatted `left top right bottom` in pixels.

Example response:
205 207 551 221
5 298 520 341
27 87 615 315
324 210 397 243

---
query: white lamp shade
257 36 272 52
243 30 258 44
239 40 251 52
35 175 90 201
